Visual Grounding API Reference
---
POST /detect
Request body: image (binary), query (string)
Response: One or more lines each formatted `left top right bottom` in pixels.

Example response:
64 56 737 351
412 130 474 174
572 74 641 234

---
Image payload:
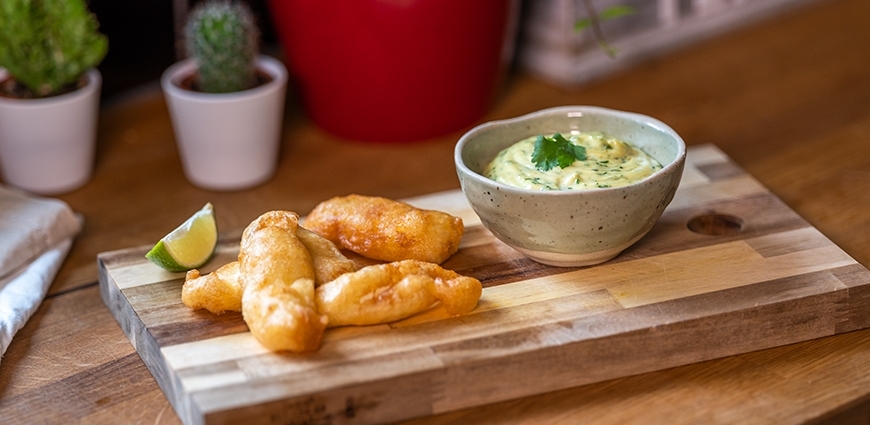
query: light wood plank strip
669 174 768 210
162 289 621 385
113 244 239 290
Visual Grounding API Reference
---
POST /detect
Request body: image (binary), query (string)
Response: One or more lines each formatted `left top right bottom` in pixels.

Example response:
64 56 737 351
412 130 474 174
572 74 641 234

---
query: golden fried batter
239 211 328 352
316 259 482 327
303 194 464 264
182 261 242 314
297 226 358 285
180 198 476 352
181 228 357 318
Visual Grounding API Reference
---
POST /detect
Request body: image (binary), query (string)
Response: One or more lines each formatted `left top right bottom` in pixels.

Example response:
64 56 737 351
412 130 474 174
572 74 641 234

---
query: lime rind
145 240 188 272
145 203 218 272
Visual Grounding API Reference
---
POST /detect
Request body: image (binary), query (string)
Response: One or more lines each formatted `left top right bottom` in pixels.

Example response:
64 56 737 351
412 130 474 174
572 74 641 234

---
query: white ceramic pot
161 55 288 191
0 68 101 195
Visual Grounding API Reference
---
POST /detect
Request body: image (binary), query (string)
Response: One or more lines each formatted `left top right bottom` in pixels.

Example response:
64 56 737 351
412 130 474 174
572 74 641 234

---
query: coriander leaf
531 134 587 171
568 141 587 162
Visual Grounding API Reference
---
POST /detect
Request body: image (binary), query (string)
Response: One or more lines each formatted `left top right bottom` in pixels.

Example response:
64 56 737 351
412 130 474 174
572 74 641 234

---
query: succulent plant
0 0 108 98
184 0 260 94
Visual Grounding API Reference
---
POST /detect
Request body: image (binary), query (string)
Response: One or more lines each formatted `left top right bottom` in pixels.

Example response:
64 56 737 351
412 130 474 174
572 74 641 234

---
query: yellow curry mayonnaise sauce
485 131 662 191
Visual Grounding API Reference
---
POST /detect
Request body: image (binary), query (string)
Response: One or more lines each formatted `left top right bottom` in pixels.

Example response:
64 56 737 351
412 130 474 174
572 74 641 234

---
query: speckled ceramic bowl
455 106 686 267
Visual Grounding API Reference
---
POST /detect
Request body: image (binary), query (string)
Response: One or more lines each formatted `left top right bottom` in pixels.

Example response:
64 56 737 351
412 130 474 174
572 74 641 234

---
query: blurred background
90 0 278 98
90 0 819 99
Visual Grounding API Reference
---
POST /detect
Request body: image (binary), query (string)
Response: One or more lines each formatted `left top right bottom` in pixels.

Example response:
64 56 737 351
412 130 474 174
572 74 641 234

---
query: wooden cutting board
99 144 870 425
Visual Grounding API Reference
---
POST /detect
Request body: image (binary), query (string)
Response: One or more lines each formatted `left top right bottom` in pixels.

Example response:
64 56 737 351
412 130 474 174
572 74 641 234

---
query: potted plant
161 0 288 191
0 0 108 195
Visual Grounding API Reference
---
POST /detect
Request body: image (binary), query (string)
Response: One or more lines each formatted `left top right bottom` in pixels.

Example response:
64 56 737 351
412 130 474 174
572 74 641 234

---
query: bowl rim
454 105 687 196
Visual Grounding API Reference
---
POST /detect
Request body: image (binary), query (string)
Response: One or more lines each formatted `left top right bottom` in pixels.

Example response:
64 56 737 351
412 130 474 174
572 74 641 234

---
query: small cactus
0 0 108 98
184 0 260 94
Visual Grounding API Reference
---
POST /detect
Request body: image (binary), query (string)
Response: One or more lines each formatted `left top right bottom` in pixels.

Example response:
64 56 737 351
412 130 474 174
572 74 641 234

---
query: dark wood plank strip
122 280 248 346
696 158 745 181
833 263 870 333
198 350 442 425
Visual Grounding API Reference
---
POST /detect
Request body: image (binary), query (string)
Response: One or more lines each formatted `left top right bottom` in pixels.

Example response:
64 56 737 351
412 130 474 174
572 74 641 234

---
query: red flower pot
268 0 517 143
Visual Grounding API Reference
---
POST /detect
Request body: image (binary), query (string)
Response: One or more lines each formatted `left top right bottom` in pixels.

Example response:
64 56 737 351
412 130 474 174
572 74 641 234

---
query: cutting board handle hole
687 213 745 235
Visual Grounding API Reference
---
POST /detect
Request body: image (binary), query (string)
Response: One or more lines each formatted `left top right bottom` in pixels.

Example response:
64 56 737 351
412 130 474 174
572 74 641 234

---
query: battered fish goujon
303 194 464 264
316 260 482 327
180 200 480 353
183 261 242 314
239 211 328 352
181 227 357 315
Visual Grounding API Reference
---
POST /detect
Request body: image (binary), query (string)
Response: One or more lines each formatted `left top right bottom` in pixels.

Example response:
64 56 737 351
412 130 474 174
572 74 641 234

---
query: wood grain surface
98 145 870 425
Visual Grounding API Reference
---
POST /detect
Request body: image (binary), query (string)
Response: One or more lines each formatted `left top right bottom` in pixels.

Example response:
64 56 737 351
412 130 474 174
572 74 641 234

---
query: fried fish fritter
316 259 482 327
181 224 359 316
297 226 358 285
181 198 478 353
182 261 242 314
239 210 328 352
303 194 464 264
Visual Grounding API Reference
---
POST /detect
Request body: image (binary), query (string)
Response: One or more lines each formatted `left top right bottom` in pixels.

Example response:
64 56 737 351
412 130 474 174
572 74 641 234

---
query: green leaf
574 5 635 31
573 4 635 58
531 134 587 172
599 5 636 20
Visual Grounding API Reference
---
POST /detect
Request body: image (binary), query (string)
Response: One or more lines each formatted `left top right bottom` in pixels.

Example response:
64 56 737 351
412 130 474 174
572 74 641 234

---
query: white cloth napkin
0 185 82 363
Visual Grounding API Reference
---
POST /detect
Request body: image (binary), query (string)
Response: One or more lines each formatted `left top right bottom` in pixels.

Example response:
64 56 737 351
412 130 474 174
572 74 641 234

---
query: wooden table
3 0 870 423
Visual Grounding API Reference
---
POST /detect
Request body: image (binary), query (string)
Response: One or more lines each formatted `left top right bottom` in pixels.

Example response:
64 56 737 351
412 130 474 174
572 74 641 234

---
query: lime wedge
146 203 218 272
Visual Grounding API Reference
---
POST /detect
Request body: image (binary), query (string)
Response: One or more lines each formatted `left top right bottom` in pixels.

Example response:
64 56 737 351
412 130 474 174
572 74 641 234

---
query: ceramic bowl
454 106 686 267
